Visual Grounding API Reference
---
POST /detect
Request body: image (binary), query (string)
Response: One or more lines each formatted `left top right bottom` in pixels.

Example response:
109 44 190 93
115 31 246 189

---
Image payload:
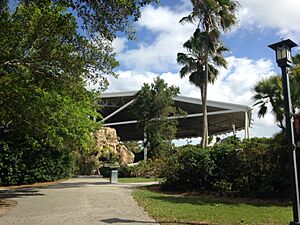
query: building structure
98 91 251 141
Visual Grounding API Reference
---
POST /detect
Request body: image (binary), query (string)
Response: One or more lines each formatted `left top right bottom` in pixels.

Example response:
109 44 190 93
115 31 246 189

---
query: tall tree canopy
0 2 122 184
178 0 239 147
6 0 158 41
130 77 182 158
0 3 116 149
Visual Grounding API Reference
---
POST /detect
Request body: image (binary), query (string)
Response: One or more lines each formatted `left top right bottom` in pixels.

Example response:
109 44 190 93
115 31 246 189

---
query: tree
14 0 158 41
130 77 182 158
179 0 239 147
253 55 300 131
253 75 285 130
0 2 113 146
0 2 120 184
177 28 228 99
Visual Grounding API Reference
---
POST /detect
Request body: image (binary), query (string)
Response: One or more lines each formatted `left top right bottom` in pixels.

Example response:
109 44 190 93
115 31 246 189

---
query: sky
104 0 300 140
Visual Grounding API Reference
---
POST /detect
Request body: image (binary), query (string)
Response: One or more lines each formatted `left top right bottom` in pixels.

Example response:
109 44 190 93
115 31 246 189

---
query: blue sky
104 0 300 139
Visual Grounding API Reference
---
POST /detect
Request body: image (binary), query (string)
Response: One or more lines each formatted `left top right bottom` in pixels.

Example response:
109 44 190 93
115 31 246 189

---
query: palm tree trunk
200 83 208 148
201 33 209 148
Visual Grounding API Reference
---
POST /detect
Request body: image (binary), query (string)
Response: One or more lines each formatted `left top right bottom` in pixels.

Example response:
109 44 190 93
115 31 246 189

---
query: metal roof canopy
98 91 251 141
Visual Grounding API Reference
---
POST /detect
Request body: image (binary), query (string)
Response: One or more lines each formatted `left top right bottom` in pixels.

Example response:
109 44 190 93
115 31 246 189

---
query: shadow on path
44 181 110 189
0 189 44 199
147 193 291 208
0 176 155 201
101 218 157 224
101 218 210 225
0 177 111 200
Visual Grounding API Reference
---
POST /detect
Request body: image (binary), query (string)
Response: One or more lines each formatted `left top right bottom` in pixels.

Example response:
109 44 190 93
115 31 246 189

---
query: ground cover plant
133 187 292 225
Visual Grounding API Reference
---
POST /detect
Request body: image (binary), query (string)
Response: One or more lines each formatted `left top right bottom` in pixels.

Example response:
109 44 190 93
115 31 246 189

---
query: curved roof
97 91 251 140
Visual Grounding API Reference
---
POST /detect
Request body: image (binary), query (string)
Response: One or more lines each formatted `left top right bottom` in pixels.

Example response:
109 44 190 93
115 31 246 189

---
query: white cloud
116 5 196 72
207 57 280 138
208 57 275 105
112 37 128 54
238 0 300 41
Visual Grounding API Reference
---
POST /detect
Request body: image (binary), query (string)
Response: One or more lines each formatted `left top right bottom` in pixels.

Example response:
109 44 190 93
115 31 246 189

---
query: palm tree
253 55 300 131
252 75 285 130
179 0 239 147
177 28 228 146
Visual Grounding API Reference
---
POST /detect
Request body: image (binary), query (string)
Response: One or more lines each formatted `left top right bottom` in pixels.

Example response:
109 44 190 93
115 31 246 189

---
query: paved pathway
0 176 159 225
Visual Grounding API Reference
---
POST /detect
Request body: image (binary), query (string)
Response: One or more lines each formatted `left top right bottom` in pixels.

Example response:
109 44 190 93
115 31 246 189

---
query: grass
133 187 292 225
104 177 161 183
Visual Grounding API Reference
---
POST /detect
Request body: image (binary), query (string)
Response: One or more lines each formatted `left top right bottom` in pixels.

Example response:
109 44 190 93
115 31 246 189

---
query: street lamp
269 39 299 225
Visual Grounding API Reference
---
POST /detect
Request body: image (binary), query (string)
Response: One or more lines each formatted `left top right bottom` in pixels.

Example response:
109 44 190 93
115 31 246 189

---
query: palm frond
189 71 204 87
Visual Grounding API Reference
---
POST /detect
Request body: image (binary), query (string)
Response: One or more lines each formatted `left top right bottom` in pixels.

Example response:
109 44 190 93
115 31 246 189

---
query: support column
232 124 236 135
244 111 250 139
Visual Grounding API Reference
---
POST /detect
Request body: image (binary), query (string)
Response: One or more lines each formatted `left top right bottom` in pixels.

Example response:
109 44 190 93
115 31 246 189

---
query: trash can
110 170 118 184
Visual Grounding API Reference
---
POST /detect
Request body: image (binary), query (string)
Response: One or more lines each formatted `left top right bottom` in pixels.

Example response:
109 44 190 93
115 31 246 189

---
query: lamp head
268 39 297 67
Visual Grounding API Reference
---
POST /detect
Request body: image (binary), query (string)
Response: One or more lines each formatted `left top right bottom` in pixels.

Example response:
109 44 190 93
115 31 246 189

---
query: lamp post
295 114 300 147
268 39 299 225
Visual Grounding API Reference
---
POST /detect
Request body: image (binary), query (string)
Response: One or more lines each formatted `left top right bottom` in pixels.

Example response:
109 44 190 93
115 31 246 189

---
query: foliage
162 145 215 191
16 0 158 41
118 165 135 178
253 54 300 130
0 139 76 185
119 159 163 178
210 137 290 197
0 3 107 146
177 29 228 86
0 2 119 184
161 136 291 198
124 141 143 153
180 0 239 32
178 0 239 147
130 77 182 158
253 75 285 129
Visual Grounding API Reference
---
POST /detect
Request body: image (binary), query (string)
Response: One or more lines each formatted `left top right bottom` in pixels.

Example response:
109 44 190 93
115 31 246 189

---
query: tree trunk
200 84 208 148
201 40 209 148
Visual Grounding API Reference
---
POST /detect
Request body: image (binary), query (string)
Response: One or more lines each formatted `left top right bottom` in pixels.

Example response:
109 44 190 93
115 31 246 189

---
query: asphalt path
0 176 159 225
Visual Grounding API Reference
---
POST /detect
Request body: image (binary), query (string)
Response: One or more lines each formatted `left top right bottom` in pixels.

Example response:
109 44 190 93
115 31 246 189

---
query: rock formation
94 127 135 166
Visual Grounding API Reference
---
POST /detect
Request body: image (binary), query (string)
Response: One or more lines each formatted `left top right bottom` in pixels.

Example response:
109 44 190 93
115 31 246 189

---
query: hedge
0 138 76 185
161 136 292 198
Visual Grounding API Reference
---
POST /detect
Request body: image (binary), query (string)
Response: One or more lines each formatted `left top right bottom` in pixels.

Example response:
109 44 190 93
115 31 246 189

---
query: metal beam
102 99 135 122
104 109 244 126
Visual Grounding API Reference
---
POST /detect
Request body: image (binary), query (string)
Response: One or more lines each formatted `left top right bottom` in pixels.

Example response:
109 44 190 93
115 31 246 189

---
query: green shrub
162 145 215 191
131 159 163 177
118 159 165 178
0 139 76 185
118 165 134 178
161 136 291 198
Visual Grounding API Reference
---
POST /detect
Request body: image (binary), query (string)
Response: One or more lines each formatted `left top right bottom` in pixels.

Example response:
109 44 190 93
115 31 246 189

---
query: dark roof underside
97 92 251 141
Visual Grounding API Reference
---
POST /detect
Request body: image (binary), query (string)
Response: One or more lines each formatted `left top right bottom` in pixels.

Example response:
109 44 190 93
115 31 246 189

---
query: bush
162 145 215 191
0 139 76 185
118 165 134 178
161 136 291 198
118 159 164 178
